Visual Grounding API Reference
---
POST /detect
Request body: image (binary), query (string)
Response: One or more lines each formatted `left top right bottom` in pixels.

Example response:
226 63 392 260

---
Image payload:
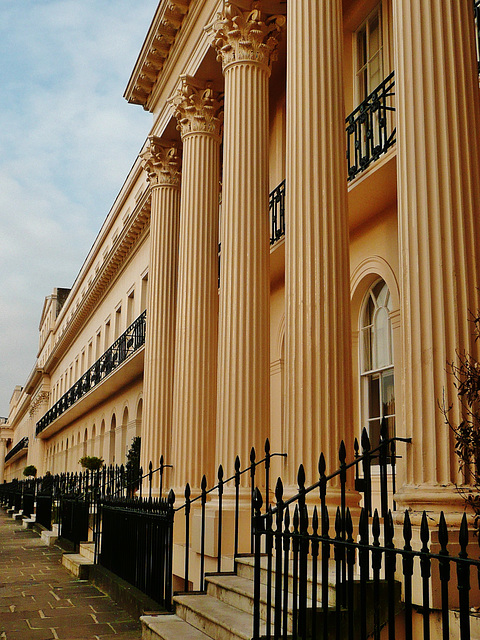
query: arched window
360 278 395 450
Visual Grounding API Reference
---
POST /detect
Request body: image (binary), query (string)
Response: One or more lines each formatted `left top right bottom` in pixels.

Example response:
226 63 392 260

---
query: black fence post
252 487 263 640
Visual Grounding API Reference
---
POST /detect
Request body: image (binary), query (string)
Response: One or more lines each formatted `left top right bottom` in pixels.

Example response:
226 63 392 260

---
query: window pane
369 13 381 57
357 26 367 70
368 374 380 419
382 369 395 417
363 294 375 327
374 307 390 369
362 326 372 371
369 52 383 93
369 418 381 450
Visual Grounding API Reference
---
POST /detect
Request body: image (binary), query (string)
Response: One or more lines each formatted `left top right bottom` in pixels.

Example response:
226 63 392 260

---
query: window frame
359 278 395 451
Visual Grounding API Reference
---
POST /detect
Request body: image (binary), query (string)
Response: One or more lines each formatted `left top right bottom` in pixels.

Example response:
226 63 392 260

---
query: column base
394 483 475 526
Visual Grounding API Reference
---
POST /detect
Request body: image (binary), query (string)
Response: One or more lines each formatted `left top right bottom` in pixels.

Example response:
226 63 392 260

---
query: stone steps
235 554 337 602
62 541 96 579
142 554 333 640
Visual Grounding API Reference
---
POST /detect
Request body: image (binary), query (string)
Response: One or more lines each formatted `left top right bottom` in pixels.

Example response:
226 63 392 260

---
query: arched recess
350 257 400 441
83 428 88 458
120 406 129 464
135 398 143 439
99 419 106 461
109 414 116 465
91 424 97 457
65 438 69 472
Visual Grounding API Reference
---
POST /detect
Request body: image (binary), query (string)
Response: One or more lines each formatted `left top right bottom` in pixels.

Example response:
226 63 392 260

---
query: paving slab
0 508 142 640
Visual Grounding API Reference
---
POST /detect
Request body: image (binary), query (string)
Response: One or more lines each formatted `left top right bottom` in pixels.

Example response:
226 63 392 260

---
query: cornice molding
43 192 152 375
211 1 285 71
125 0 192 109
169 76 223 140
29 391 49 418
140 136 182 187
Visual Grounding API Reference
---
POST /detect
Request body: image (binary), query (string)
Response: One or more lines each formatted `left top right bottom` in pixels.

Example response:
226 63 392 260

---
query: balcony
269 179 285 245
346 71 396 182
5 436 28 463
36 311 146 437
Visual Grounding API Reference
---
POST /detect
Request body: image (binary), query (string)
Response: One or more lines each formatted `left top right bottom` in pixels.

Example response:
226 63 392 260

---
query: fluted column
212 2 285 477
0 438 7 483
394 1 480 514
140 138 181 487
285 1 353 486
169 78 223 490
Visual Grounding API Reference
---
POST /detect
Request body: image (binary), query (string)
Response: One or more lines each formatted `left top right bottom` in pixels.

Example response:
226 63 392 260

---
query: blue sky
0 1 159 414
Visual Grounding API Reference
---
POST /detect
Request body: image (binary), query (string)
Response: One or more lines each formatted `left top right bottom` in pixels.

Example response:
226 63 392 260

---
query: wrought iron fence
36 493 53 530
175 439 287 593
59 494 90 550
99 494 175 609
36 311 146 436
22 479 36 518
251 425 480 640
346 71 396 181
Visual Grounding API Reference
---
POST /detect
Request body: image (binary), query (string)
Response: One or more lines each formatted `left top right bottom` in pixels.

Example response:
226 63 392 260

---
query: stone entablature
41 189 151 377
125 0 191 108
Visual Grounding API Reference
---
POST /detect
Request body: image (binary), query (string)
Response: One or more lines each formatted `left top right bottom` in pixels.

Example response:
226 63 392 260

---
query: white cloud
0 0 158 412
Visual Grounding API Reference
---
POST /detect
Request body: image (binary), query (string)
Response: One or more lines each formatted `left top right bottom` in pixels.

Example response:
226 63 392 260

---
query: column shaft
141 141 181 484
0 439 6 484
394 0 480 508
172 129 220 489
216 59 270 475
285 0 353 484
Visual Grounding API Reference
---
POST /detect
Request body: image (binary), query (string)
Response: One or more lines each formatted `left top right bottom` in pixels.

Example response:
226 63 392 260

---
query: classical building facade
3 0 480 545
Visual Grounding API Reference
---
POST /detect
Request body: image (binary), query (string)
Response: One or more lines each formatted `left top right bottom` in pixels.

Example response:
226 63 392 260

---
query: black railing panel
346 71 396 181
36 311 146 436
269 179 285 245
99 494 175 610
36 494 53 530
175 438 287 592
22 479 36 518
5 436 28 463
250 429 480 640
59 495 90 550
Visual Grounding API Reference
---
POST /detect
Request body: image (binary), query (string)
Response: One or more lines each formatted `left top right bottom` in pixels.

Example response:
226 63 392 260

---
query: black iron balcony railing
346 71 396 181
36 311 146 436
5 436 28 463
269 179 285 245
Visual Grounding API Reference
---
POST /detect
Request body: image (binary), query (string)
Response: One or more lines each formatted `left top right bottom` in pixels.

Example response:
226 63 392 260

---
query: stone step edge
205 573 316 625
141 614 212 640
174 592 262 640
62 552 94 580
235 555 339 590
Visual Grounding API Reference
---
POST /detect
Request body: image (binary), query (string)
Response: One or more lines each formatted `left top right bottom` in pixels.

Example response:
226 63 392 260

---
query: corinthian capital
169 77 224 140
211 1 286 70
140 137 182 188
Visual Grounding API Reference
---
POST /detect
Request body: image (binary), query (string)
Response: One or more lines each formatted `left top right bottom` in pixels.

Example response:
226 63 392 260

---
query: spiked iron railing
252 426 480 640
269 179 285 245
175 438 287 593
36 311 146 436
4 436 28 463
346 71 396 181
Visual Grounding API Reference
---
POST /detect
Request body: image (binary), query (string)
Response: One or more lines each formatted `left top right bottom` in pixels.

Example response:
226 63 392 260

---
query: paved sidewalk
0 509 142 640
